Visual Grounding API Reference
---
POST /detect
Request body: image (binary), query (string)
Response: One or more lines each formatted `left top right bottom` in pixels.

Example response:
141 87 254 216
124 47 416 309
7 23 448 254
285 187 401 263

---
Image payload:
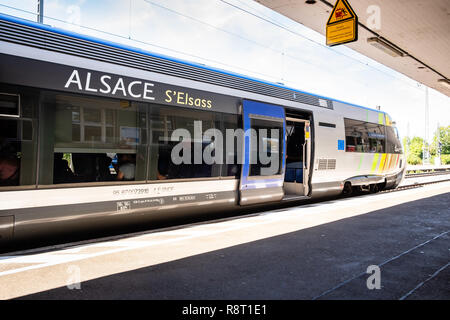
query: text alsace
64 69 155 100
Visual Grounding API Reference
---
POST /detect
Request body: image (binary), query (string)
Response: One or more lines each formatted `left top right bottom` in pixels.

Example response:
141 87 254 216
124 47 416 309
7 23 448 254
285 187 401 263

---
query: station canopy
256 0 450 97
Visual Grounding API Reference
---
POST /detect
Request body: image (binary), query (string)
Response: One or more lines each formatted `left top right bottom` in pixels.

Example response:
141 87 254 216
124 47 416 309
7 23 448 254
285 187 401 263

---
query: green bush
441 154 450 165
407 153 422 165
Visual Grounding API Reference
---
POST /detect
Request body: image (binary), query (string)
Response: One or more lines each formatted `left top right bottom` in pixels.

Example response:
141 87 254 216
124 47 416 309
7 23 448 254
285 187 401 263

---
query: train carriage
0 13 405 244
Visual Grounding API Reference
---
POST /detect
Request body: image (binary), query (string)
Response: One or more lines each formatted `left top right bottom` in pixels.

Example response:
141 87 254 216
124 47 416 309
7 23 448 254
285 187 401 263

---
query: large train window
0 89 37 188
344 118 385 153
249 117 283 176
148 105 221 180
39 93 147 184
385 126 402 154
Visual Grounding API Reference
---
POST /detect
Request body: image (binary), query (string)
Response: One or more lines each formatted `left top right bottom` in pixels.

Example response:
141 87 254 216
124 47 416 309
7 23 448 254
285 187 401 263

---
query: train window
0 93 19 117
0 89 37 188
39 93 146 184
344 118 385 153
148 105 221 180
345 118 365 152
249 117 283 176
386 126 402 154
368 128 385 153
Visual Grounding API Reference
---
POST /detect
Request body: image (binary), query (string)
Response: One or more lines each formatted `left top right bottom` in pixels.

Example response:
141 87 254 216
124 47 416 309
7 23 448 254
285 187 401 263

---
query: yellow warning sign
326 0 358 46
326 20 356 46
327 0 356 24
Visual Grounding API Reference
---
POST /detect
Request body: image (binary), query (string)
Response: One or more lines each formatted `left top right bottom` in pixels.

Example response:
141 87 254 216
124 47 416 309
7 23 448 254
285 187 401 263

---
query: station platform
1 181 449 300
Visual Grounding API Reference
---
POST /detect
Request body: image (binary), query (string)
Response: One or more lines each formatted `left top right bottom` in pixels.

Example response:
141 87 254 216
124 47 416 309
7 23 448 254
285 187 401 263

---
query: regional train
0 13 405 245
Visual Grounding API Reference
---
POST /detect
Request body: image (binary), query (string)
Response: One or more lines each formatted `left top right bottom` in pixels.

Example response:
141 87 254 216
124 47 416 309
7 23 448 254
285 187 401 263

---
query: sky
0 0 449 142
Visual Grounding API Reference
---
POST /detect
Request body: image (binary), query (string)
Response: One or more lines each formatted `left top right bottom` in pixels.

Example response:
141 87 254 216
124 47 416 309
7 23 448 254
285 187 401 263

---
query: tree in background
430 126 450 164
404 126 450 165
403 136 424 165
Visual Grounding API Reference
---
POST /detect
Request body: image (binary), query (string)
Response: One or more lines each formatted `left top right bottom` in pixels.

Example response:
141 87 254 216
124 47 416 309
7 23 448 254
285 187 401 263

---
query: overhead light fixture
438 79 450 89
305 0 316 4
367 37 406 57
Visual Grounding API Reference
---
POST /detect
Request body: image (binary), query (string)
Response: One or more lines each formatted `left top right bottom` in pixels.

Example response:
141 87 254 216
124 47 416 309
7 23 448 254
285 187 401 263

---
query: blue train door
239 100 286 205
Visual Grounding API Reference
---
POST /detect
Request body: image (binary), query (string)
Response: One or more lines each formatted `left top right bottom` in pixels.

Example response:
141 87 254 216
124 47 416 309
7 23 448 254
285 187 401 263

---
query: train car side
0 13 405 246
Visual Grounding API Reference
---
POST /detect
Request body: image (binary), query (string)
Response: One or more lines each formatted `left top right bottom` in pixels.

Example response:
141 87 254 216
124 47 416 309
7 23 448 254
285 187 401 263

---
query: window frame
0 92 20 118
0 88 38 190
248 115 284 177
344 117 387 154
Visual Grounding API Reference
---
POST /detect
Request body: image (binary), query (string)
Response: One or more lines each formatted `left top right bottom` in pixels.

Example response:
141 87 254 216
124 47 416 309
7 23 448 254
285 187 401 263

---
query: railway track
405 171 450 179
383 176 450 193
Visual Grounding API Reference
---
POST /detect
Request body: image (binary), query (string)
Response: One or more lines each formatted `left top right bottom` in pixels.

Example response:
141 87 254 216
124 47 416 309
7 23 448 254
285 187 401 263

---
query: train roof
0 12 383 114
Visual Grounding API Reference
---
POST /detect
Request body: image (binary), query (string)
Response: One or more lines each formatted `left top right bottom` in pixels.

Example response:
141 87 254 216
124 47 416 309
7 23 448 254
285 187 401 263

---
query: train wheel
342 182 352 196
369 184 379 193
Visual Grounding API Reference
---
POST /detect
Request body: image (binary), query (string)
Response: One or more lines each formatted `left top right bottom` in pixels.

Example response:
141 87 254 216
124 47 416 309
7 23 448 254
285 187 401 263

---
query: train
0 13 405 245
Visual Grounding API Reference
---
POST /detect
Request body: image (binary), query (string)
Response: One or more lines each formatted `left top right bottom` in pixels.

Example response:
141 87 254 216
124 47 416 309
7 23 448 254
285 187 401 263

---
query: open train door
283 117 311 199
239 100 285 206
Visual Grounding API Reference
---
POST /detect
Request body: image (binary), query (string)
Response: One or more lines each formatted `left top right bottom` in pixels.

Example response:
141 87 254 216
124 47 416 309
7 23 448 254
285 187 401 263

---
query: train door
284 117 311 198
239 100 285 206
